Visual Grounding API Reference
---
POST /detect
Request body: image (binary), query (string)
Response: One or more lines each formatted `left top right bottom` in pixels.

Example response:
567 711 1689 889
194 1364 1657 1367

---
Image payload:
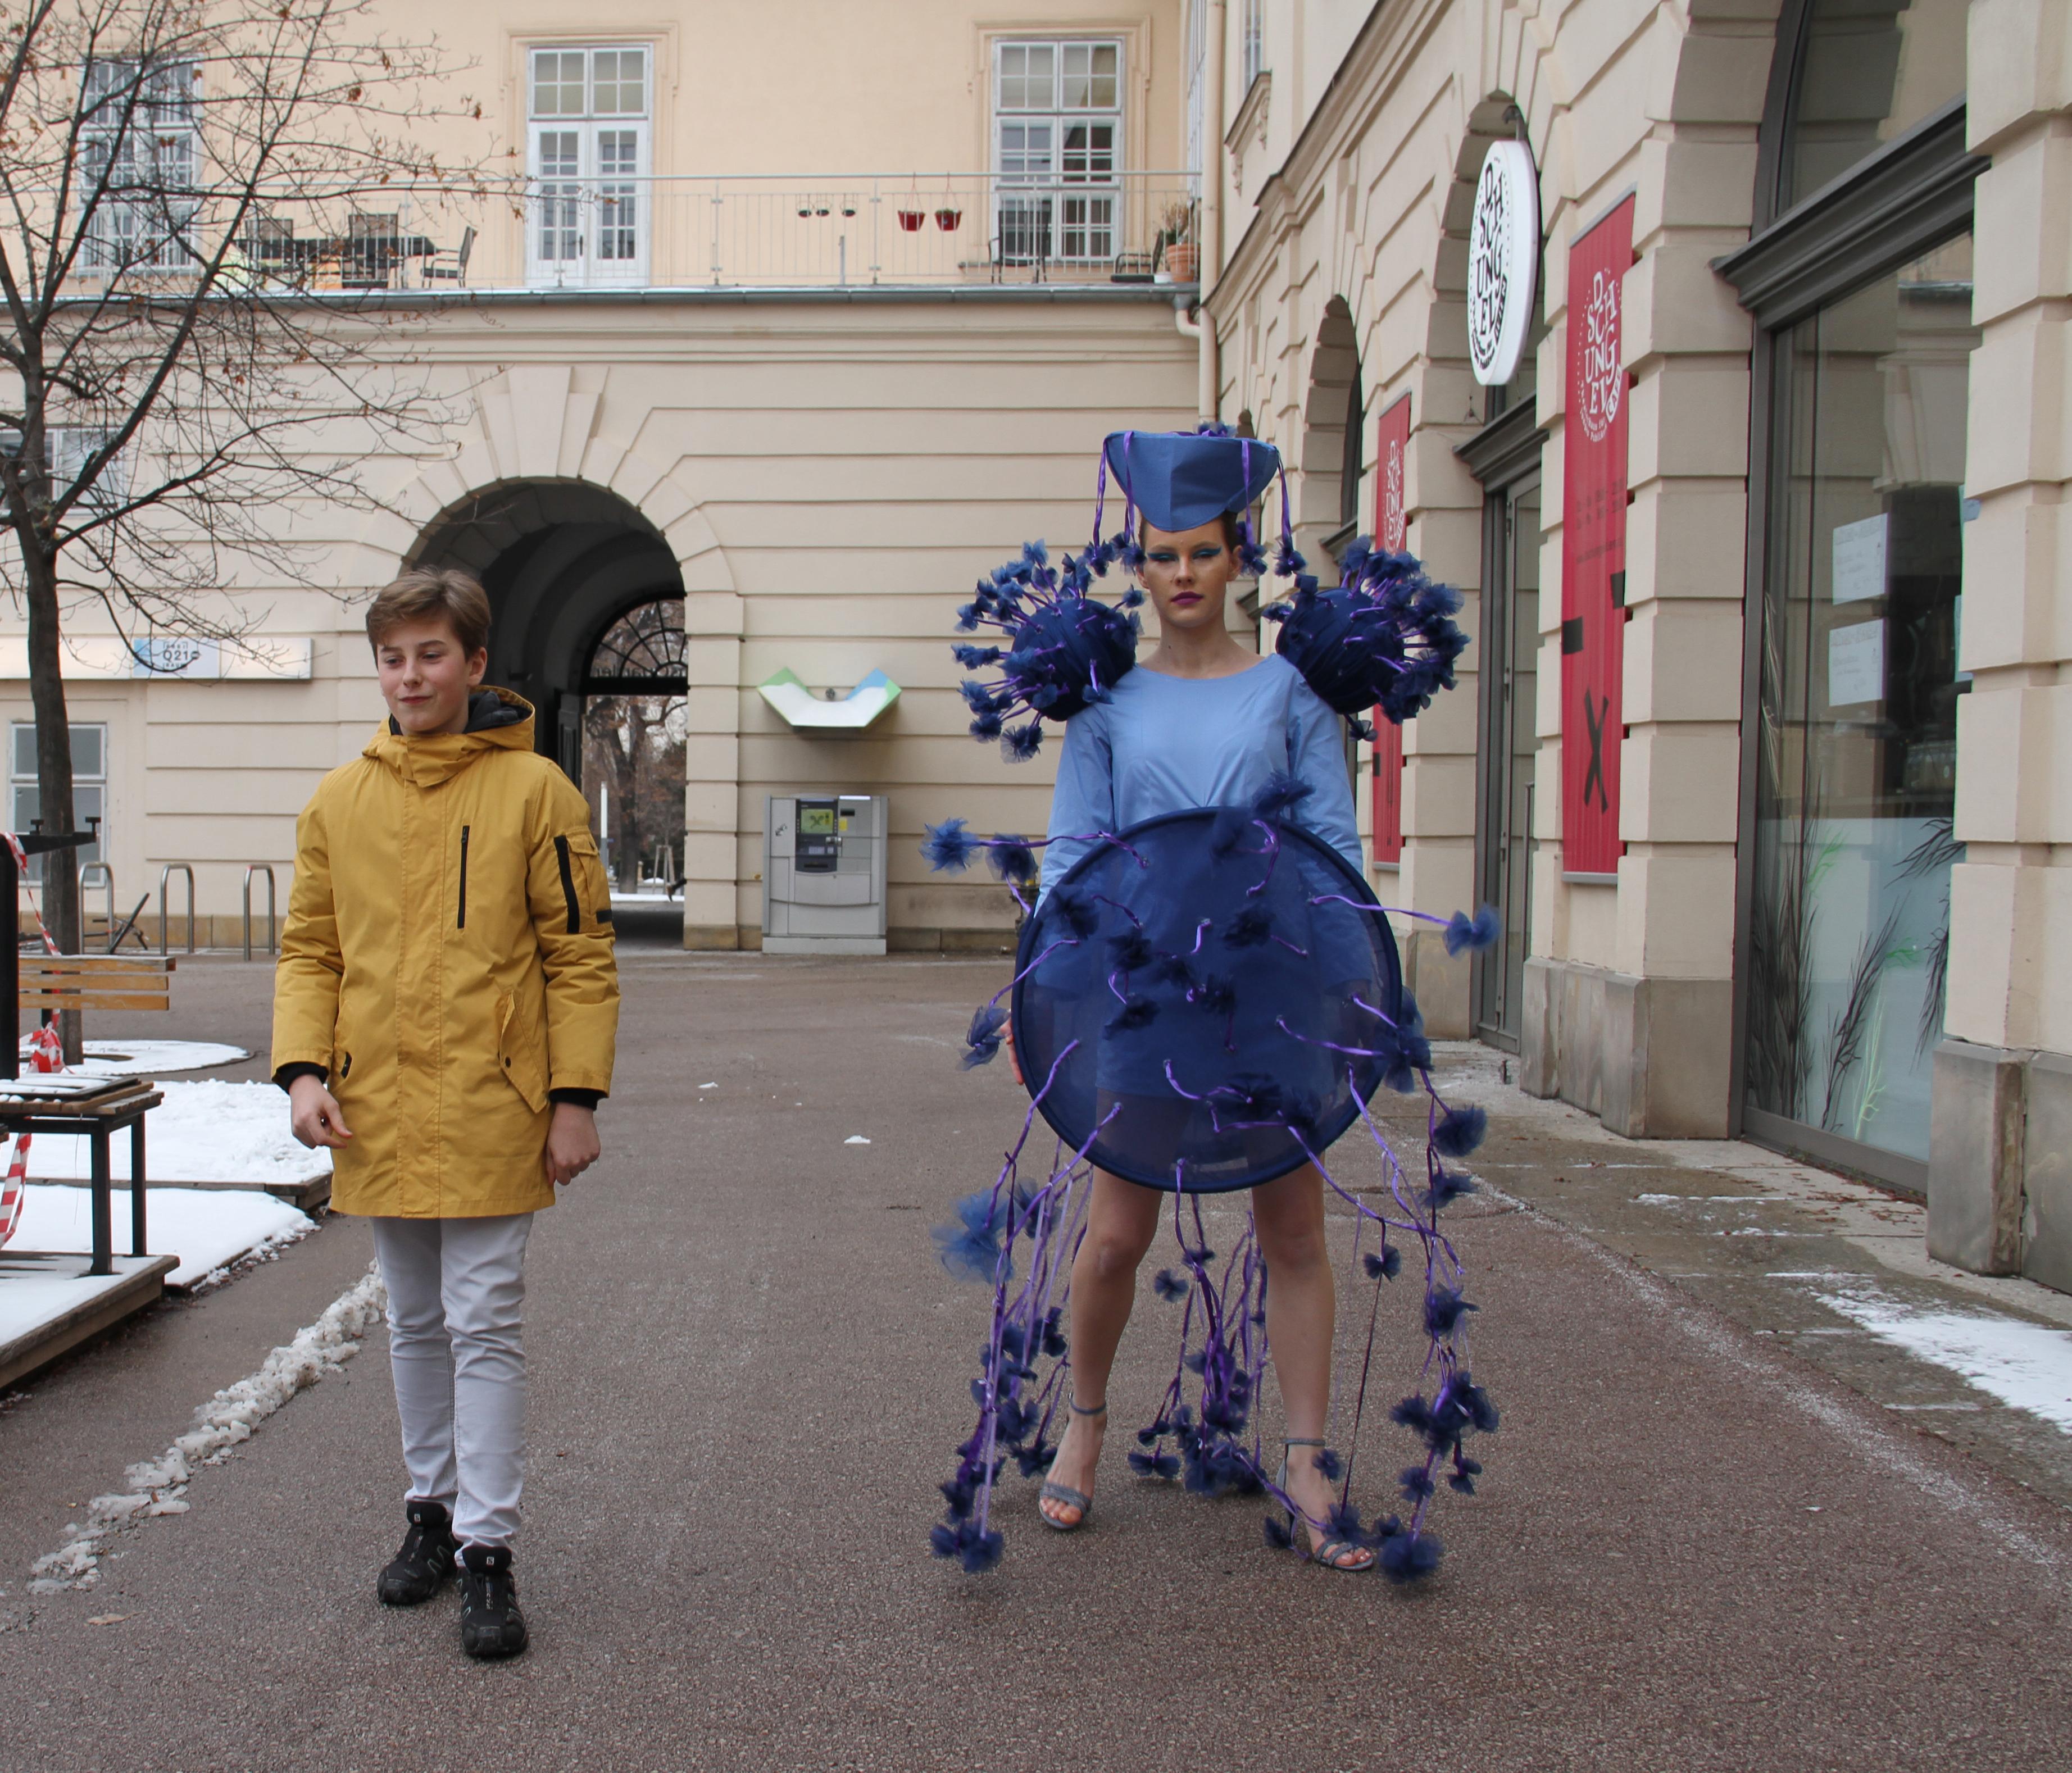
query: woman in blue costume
1030 480 1372 1567
927 427 1498 1579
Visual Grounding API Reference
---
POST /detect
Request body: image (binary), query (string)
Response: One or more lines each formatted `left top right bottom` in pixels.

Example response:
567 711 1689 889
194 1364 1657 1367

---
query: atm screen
799 805 837 837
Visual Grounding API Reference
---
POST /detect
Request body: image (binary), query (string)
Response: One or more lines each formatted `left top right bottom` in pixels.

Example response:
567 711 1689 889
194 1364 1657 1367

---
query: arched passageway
407 479 685 781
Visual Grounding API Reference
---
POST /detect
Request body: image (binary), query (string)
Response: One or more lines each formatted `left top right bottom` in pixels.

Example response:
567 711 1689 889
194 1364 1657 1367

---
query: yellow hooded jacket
272 689 619 1217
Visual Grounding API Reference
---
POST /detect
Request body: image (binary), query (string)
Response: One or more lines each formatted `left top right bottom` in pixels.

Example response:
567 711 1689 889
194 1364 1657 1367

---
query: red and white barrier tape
0 1022 63 1247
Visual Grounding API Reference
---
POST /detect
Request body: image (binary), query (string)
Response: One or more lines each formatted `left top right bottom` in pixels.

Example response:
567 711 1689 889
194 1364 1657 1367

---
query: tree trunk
23 538 83 1061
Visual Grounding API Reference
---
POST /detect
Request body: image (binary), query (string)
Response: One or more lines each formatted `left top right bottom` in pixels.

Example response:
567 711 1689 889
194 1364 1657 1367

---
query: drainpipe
1194 0 1226 424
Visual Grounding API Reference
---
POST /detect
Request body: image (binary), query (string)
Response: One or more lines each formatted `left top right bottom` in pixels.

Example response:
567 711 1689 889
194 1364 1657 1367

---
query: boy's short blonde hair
366 567 492 657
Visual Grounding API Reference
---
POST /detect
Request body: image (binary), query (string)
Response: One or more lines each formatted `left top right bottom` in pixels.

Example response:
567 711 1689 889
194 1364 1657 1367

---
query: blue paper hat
1099 430 1283 535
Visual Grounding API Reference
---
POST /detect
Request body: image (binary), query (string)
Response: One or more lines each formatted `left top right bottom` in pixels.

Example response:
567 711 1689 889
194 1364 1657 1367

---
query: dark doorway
1473 472 1540 1050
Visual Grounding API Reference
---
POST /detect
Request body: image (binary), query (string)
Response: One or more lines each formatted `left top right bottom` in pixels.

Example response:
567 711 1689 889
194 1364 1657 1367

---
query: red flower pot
897 208 925 232
934 207 962 231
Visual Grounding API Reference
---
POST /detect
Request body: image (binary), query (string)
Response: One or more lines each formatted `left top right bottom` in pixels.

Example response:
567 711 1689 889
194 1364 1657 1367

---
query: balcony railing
87 172 1201 296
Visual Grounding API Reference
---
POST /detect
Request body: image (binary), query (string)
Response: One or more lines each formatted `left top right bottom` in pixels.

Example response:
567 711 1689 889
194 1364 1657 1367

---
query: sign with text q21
1560 197 1633 876
1370 392 1411 863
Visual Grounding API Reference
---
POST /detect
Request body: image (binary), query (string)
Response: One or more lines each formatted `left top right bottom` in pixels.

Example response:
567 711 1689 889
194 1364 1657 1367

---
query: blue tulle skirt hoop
925 789 1503 1579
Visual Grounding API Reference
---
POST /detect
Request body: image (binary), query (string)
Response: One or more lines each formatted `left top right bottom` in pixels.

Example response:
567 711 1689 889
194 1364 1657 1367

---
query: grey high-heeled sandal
1038 1400 1106 1531
1278 1436 1376 1572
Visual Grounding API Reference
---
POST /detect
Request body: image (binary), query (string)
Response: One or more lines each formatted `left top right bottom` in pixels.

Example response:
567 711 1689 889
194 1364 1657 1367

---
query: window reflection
1785 0 1967 208
1746 235 1975 1161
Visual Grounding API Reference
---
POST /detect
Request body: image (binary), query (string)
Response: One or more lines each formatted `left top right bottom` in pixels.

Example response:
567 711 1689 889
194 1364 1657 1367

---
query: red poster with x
1560 198 1633 875
1370 393 1411 863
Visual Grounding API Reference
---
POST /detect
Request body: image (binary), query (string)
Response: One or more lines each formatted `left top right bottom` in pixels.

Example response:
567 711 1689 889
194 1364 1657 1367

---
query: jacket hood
366 687 537 787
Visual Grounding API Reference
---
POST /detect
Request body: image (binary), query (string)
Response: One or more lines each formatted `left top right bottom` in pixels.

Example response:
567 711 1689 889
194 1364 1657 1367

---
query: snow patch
22 1039 250 1076
9 1185 311 1288
1811 1278 2072 1433
24 1080 328 1187
26 1266 386 1593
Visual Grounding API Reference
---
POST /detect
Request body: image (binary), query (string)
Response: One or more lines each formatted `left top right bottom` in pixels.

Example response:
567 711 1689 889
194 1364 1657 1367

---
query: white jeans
370 1213 533 1549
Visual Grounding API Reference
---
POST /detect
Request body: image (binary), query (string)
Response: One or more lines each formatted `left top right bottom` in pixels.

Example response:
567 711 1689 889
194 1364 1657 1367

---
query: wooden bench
17 953 176 1014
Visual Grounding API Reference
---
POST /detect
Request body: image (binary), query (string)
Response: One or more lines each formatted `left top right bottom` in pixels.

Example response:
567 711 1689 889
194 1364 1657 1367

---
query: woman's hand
287 1074 353 1149
1004 1015 1023 1086
544 1102 601 1186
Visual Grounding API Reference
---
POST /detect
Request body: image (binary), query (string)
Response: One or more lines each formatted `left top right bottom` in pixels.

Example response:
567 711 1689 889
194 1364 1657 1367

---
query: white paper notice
1832 513 1888 604
1829 620 1884 707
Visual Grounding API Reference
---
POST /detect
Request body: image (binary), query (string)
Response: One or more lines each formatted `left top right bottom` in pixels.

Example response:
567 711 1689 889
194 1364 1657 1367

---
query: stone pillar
1933 0 2072 1278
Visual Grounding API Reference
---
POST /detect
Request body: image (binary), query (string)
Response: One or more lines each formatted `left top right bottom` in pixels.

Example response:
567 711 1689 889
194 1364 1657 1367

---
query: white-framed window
80 56 201 273
993 39 1123 265
526 45 651 287
0 428 130 516
11 723 107 877
1242 0 1266 91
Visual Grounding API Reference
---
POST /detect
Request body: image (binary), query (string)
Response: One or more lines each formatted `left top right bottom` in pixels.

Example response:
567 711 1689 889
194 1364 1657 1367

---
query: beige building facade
8 1 2071 1289
1195 0 2072 1289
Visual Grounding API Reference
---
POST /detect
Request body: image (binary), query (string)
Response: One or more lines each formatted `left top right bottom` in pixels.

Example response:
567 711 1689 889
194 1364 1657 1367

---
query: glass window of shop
1732 0 1975 1185
1745 237 1974 1166
1782 0 1966 208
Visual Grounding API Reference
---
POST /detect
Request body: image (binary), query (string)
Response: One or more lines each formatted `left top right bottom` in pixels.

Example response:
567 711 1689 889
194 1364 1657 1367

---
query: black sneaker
457 1543 529 1660
377 1499 458 1607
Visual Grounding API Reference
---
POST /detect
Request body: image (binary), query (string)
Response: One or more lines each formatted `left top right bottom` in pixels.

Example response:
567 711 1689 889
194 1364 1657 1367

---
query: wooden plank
20 963 175 983
18 993 170 1011
0 1253 180 1391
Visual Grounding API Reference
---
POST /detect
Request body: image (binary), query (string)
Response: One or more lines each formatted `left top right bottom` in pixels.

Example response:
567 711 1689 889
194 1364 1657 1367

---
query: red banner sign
1560 198 1633 876
1370 393 1411 863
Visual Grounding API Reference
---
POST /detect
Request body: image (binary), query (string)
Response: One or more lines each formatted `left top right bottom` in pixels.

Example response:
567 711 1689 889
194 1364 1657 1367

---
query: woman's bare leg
1038 1167 1161 1526
1253 1164 1369 1566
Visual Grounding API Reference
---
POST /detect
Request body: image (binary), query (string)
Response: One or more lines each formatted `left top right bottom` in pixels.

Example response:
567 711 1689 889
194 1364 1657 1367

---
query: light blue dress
1039 653 1364 900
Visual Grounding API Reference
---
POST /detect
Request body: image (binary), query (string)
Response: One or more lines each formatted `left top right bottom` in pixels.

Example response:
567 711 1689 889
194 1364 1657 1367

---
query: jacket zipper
553 834 580 934
457 825 471 929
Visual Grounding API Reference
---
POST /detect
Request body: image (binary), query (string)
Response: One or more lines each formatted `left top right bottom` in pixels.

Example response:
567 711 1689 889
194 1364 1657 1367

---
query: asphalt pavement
0 952 2066 1772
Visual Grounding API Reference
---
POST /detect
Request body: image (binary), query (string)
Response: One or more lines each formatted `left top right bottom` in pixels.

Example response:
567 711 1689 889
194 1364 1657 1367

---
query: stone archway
406 479 684 782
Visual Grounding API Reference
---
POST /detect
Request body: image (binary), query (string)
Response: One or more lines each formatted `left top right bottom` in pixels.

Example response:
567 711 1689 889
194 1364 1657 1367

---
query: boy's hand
545 1102 599 1187
288 1074 353 1149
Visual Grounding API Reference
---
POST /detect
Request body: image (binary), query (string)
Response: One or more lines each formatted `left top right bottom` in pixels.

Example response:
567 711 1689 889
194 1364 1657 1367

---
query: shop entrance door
1474 474 1540 1050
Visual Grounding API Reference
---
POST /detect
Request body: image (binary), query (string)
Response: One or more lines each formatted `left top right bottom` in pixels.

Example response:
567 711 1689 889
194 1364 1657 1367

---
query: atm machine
762 794 888 954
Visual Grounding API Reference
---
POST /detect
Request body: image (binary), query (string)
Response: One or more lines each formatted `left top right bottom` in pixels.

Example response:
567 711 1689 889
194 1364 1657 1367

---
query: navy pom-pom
1151 952 1197 989
1432 1103 1488 1158
1420 1168 1478 1211
1391 1394 1435 1436
1251 771 1314 821
1108 930 1153 972
921 817 979 874
1002 722 1044 763
960 1002 1008 1069
1152 1267 1189 1302
1314 1447 1343 1483
1105 993 1158 1035
1359 1242 1402 1280
1128 1449 1182 1480
1262 1513 1293 1551
961 1527 1004 1574
933 1189 1008 1282
1424 1286 1478 1338
1399 1465 1437 1502
1377 1531 1442 1583
1189 974 1236 1017
988 838 1039 885
1222 904 1273 948
1050 889 1099 939
1444 903 1503 957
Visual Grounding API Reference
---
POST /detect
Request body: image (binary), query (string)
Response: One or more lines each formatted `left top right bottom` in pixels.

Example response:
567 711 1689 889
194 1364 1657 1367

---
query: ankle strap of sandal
1282 1435 1325 1448
1071 1399 1108 1416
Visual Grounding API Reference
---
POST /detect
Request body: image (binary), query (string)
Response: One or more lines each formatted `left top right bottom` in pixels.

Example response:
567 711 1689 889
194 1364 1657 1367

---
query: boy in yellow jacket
274 568 618 1660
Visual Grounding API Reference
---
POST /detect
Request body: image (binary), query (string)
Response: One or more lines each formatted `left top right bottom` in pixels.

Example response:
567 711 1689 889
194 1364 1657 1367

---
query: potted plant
1157 201 1199 282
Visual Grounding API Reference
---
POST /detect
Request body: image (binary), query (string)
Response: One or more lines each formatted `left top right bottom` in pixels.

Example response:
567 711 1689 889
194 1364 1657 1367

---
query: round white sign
1466 138 1540 388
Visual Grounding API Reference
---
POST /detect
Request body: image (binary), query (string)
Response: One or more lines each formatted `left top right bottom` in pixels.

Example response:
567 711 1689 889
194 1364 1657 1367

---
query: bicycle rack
79 861 116 952
242 863 278 961
158 862 196 955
